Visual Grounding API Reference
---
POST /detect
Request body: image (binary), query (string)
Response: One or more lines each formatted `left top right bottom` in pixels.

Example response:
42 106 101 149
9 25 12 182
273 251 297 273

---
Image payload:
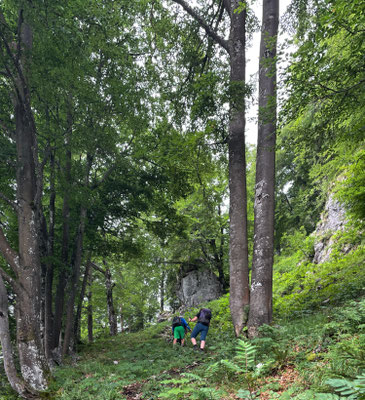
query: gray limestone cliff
313 193 348 264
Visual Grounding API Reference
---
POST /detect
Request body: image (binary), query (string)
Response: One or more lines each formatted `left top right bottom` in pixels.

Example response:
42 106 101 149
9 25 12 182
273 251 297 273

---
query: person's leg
173 326 182 346
180 327 185 346
175 326 184 346
191 323 202 348
199 325 209 349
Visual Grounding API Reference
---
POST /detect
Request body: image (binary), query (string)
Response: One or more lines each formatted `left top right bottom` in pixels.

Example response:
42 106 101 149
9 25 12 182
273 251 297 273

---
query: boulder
177 268 222 308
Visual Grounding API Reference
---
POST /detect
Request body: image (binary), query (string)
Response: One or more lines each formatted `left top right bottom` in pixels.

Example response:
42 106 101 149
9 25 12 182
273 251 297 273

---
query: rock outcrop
176 268 222 308
313 193 347 264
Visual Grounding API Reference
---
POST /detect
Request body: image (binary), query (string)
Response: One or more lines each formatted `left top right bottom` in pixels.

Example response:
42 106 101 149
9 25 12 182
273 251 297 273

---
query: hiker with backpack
189 308 212 351
172 315 191 347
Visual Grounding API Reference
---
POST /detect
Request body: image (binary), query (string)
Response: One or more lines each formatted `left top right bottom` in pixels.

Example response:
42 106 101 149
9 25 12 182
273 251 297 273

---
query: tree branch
0 25 25 99
0 266 20 294
91 164 117 190
171 0 230 54
0 192 18 213
316 79 365 95
89 261 105 275
0 226 20 275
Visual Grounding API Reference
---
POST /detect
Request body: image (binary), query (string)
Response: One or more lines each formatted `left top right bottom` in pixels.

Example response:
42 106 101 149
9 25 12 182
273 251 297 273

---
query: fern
158 386 195 398
235 339 257 372
326 372 365 399
182 372 204 382
196 387 226 400
206 359 239 382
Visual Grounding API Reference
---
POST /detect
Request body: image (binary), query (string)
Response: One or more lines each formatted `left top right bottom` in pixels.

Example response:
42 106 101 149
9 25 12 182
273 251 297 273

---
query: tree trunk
62 206 87 357
44 149 56 360
62 153 91 357
11 14 50 390
170 0 249 336
171 0 250 339
75 258 92 344
87 269 93 343
104 260 118 336
160 270 165 311
120 305 124 333
0 275 38 398
52 104 72 351
0 8 50 391
228 0 250 337
247 0 279 338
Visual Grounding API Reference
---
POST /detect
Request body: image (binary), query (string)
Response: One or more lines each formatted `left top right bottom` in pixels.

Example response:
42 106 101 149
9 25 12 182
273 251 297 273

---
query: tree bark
120 304 124 333
52 114 72 351
0 10 51 391
160 270 165 311
247 0 279 338
62 206 87 357
228 0 250 337
0 275 38 398
90 259 118 336
62 153 92 357
75 259 91 344
44 149 56 360
103 260 117 336
87 268 93 343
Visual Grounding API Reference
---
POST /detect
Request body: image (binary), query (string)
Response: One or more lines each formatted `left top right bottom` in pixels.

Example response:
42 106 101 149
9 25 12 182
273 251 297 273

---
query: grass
0 299 365 400
47 325 213 400
38 296 363 399
1 297 364 399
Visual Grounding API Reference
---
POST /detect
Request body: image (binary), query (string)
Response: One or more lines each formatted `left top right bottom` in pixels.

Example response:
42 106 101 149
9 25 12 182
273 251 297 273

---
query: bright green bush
273 245 365 317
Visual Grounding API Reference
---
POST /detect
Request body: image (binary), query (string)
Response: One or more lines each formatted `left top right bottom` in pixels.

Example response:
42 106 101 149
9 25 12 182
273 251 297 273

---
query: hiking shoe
193 346 198 351
199 348 204 352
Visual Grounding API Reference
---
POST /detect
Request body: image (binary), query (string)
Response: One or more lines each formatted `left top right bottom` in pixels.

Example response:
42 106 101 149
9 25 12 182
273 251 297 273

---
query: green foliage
206 294 232 333
235 340 257 372
276 0 365 249
335 149 365 222
326 373 365 400
273 232 365 317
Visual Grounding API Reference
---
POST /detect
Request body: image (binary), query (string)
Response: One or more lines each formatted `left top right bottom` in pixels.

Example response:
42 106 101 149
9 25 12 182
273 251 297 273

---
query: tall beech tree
0 0 155 393
170 0 250 337
0 3 50 392
247 0 279 337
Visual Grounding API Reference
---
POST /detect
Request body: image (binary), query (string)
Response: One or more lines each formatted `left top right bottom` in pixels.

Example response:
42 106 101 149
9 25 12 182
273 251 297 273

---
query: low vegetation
2 227 364 400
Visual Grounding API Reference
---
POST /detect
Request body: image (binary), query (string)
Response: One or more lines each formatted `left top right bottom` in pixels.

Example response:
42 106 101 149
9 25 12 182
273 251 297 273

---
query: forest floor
48 296 364 400
1 297 364 399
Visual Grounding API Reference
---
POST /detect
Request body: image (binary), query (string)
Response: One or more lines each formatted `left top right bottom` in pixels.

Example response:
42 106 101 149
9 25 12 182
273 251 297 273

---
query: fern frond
182 372 204 382
198 387 226 400
235 339 256 371
220 359 241 372
326 378 359 399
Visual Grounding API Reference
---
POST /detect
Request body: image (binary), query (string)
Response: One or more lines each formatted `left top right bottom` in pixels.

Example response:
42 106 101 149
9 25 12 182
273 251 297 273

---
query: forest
0 0 364 398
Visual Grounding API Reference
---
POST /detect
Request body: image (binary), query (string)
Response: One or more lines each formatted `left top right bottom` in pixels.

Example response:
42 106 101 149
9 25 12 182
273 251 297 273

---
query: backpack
172 316 182 329
198 308 212 325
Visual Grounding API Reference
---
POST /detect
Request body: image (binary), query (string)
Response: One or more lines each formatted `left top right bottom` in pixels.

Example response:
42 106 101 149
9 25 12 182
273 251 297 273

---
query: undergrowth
1 230 364 399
